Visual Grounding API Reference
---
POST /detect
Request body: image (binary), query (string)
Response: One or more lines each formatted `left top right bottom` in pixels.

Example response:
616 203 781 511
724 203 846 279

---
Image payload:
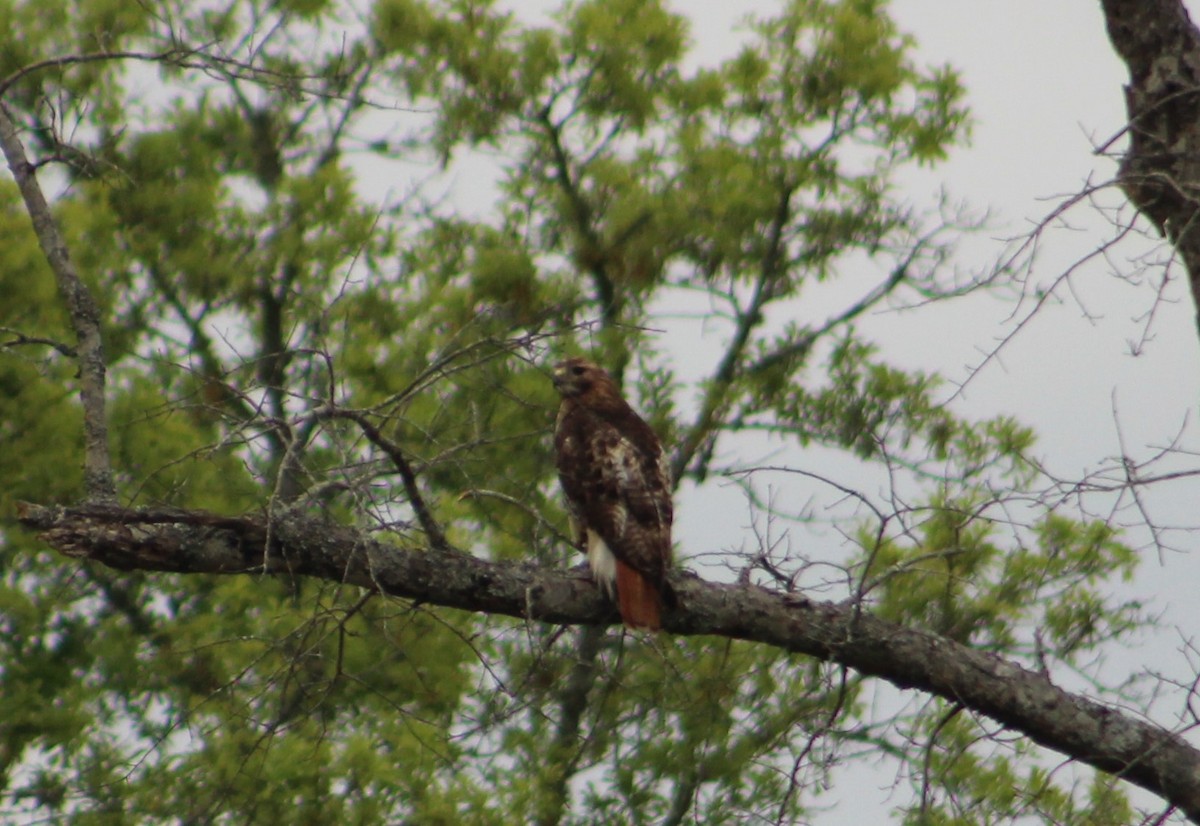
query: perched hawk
552 357 674 630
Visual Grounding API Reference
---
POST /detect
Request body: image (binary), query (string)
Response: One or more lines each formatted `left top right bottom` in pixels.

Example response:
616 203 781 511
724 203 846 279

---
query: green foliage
0 0 1146 824
863 503 1142 657
898 709 1136 825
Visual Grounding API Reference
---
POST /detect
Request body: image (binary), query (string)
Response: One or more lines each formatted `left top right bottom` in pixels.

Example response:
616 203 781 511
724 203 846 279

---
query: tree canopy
2 0 1199 823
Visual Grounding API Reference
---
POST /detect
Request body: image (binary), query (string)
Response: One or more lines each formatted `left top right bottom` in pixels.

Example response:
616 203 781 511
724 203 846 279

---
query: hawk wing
556 403 672 624
552 357 674 629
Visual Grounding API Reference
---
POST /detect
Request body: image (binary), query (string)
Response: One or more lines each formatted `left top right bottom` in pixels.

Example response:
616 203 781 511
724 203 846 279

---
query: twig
0 326 77 358
320 406 452 552
0 47 190 98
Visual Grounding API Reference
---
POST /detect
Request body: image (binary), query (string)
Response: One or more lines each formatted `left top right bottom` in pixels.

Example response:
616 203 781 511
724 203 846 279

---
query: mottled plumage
552 357 674 630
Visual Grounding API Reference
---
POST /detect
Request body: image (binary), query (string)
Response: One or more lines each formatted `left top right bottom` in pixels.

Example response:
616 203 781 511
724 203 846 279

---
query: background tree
2 0 1198 823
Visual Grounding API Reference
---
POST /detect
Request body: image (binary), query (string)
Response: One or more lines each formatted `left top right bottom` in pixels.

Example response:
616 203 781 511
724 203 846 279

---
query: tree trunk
1101 0 1200 337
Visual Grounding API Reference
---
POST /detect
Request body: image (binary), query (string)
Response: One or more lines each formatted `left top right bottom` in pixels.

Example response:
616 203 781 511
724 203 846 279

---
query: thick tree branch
536 624 605 826
0 101 116 503
1100 0 1200 336
16 501 1200 821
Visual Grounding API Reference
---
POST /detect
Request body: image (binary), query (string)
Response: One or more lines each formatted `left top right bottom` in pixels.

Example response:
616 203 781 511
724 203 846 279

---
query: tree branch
537 107 620 327
0 48 191 98
1100 0 1200 336
319 407 452 552
16 501 1200 821
671 182 794 482
0 326 77 358
535 624 605 826
0 101 116 503
745 232 927 379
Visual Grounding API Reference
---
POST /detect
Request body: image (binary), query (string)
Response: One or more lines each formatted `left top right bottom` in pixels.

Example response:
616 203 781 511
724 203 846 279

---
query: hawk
552 357 674 630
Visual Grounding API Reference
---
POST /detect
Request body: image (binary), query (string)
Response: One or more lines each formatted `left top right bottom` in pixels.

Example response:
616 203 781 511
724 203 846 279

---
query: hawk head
553 356 623 401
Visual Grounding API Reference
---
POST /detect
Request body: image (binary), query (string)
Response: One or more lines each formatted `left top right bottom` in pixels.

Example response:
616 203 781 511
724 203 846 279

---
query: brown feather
616 558 662 630
553 357 674 630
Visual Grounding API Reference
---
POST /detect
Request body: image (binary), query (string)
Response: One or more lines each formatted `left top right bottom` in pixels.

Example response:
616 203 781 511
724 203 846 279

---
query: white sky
879 2 1200 594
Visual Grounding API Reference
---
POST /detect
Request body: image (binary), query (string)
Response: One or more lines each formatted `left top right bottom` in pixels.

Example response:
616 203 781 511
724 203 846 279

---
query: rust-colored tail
615 559 663 630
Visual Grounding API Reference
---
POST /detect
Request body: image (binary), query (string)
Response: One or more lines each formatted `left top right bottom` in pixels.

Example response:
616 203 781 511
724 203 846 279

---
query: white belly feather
586 529 618 598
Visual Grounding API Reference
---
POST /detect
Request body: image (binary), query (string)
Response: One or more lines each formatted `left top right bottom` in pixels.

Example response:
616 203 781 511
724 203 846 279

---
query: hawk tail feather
616 559 663 631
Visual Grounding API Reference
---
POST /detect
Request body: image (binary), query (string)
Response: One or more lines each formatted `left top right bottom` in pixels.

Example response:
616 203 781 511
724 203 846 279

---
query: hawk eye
571 365 586 376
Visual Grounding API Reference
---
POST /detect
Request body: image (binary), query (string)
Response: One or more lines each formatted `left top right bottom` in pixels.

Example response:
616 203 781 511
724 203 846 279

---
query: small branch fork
319 406 452 553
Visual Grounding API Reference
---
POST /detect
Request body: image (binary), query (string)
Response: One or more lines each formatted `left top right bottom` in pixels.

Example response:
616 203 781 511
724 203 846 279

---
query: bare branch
0 47 190 98
744 232 932 380
0 326 77 358
320 406 452 552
